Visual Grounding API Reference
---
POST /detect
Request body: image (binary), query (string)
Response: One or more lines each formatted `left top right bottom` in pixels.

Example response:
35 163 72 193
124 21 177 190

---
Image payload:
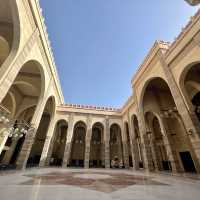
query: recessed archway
110 123 124 168
89 122 104 168
145 111 169 171
181 63 200 122
0 61 44 168
142 77 197 173
69 121 87 168
49 120 68 166
0 0 20 67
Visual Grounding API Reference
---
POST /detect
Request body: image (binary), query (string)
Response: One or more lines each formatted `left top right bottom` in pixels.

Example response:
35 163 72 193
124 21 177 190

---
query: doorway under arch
89 122 104 168
49 120 68 166
0 61 44 168
110 123 124 168
69 121 86 168
142 77 197 173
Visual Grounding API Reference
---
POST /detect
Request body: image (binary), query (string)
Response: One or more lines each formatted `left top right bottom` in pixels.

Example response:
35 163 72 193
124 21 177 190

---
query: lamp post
185 0 200 5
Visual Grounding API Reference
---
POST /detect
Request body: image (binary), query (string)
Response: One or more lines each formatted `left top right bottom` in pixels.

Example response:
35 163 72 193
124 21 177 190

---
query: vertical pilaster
122 141 129 168
39 117 56 167
137 109 154 171
149 137 159 171
104 117 110 169
16 97 46 170
62 114 74 167
84 115 92 169
122 121 130 168
16 127 36 169
2 138 18 164
128 113 140 170
0 128 9 155
159 117 181 173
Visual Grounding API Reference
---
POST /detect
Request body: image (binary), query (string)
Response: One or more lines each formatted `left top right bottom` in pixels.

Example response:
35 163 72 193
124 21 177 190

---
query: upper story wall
0 0 64 108
121 9 200 122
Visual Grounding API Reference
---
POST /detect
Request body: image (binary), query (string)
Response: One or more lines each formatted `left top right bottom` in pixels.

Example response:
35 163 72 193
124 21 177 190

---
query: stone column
2 138 19 164
84 115 92 169
122 140 129 168
104 117 110 169
137 109 154 171
62 114 74 167
101 142 105 167
16 97 46 170
122 121 130 168
149 137 159 171
159 117 181 173
44 136 56 166
0 127 9 155
39 117 56 167
158 50 200 172
128 113 140 170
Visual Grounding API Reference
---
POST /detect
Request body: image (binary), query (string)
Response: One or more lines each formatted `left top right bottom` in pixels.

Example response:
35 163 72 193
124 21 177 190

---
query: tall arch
89 122 104 168
180 63 200 122
49 119 68 166
142 77 197 173
110 123 124 168
0 60 45 167
145 111 169 171
0 0 20 68
69 121 87 167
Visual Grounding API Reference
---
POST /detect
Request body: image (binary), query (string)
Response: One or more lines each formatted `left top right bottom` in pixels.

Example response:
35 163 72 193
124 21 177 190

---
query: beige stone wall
1 0 200 173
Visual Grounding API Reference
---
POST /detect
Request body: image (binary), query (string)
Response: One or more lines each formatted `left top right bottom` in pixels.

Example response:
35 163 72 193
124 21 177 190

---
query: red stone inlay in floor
22 172 168 193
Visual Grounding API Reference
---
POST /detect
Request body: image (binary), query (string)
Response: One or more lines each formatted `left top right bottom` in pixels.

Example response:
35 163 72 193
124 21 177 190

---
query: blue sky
40 0 198 108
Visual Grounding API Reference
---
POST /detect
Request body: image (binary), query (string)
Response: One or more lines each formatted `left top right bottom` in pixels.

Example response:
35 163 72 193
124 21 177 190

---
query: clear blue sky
40 0 198 108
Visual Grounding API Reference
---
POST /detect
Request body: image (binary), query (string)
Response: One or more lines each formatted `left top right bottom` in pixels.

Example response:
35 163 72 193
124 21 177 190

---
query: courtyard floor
0 168 200 200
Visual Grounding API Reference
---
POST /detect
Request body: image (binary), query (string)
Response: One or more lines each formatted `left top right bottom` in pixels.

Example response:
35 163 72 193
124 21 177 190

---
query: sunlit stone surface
0 168 200 200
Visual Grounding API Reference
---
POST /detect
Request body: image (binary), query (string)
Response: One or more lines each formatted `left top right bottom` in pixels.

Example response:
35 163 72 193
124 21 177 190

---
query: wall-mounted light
161 108 179 119
146 131 152 135
188 129 194 136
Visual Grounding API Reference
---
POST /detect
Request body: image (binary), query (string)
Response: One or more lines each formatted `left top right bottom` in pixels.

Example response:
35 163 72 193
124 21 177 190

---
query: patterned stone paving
22 171 168 193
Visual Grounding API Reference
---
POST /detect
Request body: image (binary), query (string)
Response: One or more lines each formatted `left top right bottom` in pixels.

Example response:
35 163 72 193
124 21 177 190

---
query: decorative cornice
165 9 200 58
58 103 121 112
131 40 170 85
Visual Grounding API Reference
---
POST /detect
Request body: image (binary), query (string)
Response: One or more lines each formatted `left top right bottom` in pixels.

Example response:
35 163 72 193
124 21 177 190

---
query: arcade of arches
1 0 200 175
